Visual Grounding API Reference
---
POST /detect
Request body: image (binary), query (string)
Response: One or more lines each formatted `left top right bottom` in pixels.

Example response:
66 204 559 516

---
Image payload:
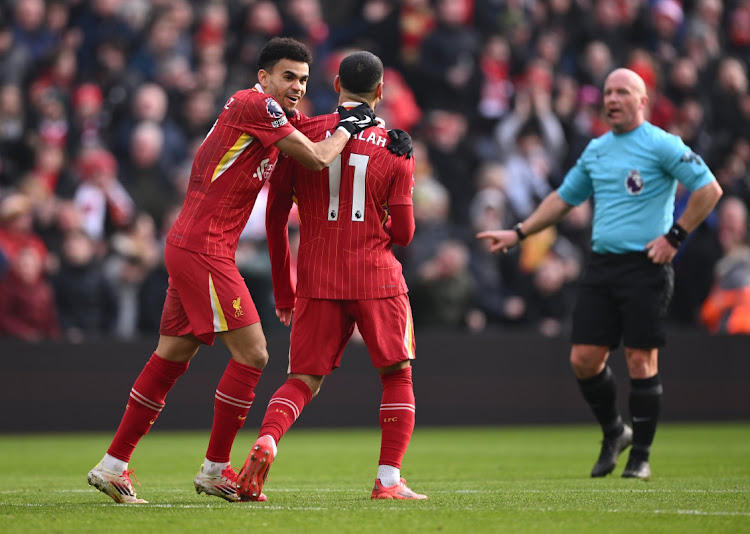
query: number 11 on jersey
327 153 370 222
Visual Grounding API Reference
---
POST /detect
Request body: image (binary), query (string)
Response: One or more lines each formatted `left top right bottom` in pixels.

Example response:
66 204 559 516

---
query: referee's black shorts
570 251 674 349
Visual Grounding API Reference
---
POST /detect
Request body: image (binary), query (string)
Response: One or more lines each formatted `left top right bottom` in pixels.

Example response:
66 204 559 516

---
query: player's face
603 70 647 133
262 59 309 117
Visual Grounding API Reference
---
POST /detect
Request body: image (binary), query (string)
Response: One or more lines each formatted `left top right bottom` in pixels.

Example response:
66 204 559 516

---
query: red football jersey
267 112 415 301
167 86 297 258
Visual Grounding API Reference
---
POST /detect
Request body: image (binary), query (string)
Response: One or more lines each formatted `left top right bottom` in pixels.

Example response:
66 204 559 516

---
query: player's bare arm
646 180 723 264
476 191 572 253
275 104 376 170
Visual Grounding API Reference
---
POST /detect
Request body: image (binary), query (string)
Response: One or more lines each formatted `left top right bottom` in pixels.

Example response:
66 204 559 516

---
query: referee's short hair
338 51 383 95
258 37 313 71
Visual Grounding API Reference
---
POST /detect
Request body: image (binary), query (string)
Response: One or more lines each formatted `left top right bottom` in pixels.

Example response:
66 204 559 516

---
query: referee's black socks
577 366 624 438
628 374 663 460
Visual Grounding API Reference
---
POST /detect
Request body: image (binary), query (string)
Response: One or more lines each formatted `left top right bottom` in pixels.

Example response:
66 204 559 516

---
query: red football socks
378 366 415 469
107 353 189 462
205 359 262 463
258 378 313 444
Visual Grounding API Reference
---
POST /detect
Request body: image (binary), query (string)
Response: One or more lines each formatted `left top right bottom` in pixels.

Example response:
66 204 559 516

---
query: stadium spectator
68 83 107 156
494 70 567 218
91 36 142 132
411 238 476 329
0 15 32 87
708 57 748 168
26 140 77 199
401 160 468 286
52 228 117 342
669 181 722 324
578 40 616 90
421 108 479 224
415 0 480 114
10 0 57 63
104 212 160 339
86 37 379 505
73 147 135 241
72 0 135 78
128 10 190 84
230 1 284 91
0 244 60 341
466 165 526 328
112 83 187 178
700 196 750 334
477 68 722 480
477 34 513 123
119 120 177 229
0 192 47 274
239 50 425 502
0 83 33 188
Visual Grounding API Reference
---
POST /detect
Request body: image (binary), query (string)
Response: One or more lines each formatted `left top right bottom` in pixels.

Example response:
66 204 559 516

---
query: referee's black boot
622 452 651 480
590 425 633 477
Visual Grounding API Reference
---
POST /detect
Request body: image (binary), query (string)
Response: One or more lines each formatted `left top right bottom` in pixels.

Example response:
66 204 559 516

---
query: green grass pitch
1 424 748 533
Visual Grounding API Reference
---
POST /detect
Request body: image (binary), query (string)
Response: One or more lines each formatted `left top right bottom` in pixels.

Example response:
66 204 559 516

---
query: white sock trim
203 459 230 476
377 465 400 487
261 434 278 457
102 453 127 474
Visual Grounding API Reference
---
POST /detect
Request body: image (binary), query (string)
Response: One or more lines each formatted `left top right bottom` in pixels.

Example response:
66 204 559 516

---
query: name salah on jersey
325 128 387 148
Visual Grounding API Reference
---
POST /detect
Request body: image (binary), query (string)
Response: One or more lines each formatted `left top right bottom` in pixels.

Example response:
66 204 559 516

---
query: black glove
336 103 376 137
387 129 414 159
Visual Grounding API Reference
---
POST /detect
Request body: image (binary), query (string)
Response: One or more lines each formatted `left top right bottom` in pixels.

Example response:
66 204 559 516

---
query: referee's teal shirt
557 121 717 254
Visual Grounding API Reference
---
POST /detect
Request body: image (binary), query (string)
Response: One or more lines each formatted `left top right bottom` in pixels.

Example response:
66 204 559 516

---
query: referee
477 68 722 479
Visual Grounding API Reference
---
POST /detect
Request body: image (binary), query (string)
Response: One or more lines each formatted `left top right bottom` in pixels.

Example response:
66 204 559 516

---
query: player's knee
234 343 269 369
569 348 606 379
292 374 323 397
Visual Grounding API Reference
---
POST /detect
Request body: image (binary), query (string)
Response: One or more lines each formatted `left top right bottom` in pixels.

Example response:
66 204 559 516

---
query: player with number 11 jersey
267 107 415 305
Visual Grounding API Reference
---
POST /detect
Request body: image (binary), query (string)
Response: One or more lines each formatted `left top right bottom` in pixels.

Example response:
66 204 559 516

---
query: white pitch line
1 487 749 496
0 502 748 516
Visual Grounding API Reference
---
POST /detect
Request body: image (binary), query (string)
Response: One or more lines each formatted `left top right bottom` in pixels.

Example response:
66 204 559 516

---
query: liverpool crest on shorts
625 169 644 195
233 297 243 317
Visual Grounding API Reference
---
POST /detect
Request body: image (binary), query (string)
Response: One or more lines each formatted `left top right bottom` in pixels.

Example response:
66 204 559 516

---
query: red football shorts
160 243 260 345
288 294 416 375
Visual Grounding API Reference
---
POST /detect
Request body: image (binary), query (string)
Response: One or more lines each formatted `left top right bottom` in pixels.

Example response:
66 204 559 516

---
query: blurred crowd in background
1 0 750 343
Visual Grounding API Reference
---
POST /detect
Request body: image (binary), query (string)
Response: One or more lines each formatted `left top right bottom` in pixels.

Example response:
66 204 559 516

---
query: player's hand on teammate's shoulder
337 103 376 136
387 129 414 159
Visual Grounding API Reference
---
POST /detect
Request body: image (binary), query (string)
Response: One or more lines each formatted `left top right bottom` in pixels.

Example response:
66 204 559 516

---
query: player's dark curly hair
258 37 313 71
338 51 383 95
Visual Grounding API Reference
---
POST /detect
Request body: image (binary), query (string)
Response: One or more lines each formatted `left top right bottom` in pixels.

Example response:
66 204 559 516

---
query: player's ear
375 81 383 101
333 75 341 94
258 69 269 88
